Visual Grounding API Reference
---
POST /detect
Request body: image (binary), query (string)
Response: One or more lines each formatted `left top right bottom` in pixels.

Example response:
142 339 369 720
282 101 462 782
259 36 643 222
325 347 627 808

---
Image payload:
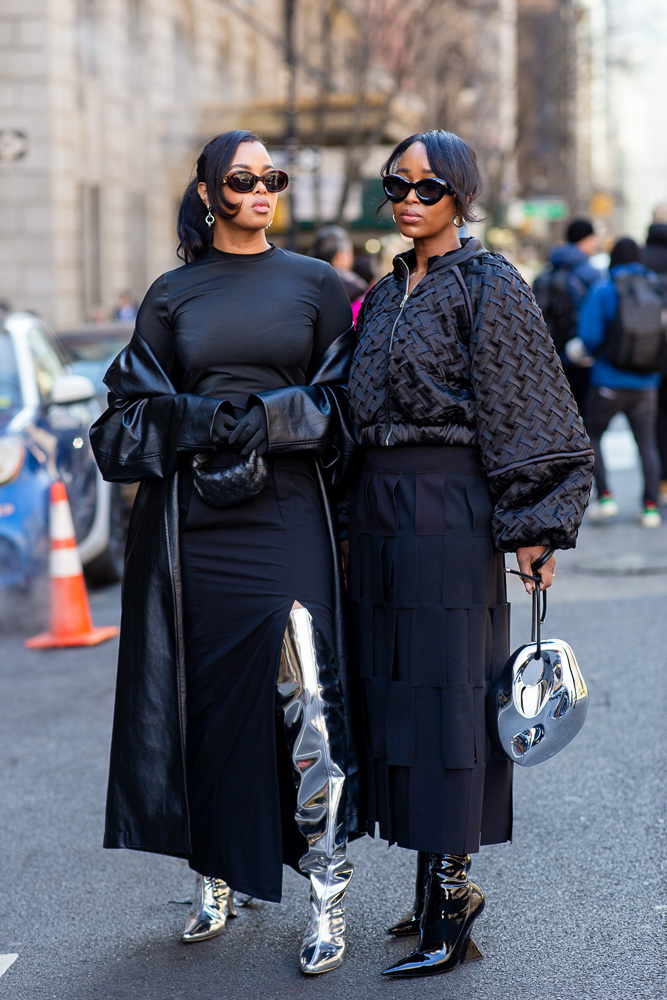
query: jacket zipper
384 263 411 445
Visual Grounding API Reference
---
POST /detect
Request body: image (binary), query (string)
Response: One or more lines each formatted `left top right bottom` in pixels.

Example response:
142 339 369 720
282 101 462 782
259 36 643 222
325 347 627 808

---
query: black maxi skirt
347 445 513 856
178 454 338 903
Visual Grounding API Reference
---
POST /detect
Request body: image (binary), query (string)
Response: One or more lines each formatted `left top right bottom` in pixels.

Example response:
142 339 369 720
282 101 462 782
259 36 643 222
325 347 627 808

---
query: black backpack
532 265 581 354
604 271 667 374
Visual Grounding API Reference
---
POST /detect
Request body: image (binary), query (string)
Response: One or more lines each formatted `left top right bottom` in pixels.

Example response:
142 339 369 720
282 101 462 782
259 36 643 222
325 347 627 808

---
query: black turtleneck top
135 244 353 411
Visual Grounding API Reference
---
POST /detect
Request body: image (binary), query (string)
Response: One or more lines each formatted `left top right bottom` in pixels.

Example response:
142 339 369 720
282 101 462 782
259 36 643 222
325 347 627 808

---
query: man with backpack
642 204 667 506
578 238 664 528
533 218 601 419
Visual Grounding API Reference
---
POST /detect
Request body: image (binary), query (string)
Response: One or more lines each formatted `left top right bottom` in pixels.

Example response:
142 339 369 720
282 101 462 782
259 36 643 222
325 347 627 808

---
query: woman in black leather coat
90 131 358 975
345 130 594 978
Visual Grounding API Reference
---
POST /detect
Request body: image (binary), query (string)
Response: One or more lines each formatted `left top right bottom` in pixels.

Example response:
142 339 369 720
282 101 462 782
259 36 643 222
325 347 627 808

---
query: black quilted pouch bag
191 446 269 509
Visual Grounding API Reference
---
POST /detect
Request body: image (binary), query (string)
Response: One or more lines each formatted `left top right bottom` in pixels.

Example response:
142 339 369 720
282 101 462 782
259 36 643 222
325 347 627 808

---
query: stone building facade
0 0 427 327
2 0 610 325
0 0 289 327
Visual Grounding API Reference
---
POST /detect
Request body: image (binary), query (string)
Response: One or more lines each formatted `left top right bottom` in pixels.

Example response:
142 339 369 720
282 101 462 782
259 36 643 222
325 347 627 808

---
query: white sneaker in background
589 494 619 521
639 505 662 528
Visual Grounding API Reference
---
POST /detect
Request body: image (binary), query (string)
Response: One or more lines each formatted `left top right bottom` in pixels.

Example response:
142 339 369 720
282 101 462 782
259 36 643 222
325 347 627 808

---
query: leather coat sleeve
90 333 225 483
469 261 594 551
248 327 358 485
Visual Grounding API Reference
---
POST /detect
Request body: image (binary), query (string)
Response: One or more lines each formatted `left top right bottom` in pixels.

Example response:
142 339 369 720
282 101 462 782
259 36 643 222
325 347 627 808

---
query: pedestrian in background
90 130 359 975
312 225 368 322
345 129 594 979
579 237 662 527
642 204 667 505
112 291 137 321
533 217 601 419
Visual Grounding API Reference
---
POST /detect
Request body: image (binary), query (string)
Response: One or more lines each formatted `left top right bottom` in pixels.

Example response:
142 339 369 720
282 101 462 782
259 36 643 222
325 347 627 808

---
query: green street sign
522 200 568 220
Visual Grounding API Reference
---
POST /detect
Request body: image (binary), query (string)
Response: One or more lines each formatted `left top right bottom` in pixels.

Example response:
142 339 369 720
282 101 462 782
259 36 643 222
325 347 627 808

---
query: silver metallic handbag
488 549 588 767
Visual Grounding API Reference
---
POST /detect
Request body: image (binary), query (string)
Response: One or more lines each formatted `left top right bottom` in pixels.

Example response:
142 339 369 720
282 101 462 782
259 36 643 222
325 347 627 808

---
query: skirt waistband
362 445 484 476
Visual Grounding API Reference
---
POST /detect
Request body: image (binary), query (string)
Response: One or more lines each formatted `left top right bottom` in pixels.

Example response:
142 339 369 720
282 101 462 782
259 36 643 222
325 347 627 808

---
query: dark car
56 320 134 400
0 312 131 592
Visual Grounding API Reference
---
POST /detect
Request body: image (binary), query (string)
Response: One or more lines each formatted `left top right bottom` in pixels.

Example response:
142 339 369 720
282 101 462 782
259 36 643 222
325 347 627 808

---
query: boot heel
462 935 483 963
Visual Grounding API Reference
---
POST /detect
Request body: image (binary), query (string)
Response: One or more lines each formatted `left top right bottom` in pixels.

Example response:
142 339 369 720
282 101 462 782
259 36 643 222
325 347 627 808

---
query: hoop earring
205 204 215 228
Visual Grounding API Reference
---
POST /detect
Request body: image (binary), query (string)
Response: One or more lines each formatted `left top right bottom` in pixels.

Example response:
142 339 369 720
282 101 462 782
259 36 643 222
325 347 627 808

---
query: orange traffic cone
24 481 119 649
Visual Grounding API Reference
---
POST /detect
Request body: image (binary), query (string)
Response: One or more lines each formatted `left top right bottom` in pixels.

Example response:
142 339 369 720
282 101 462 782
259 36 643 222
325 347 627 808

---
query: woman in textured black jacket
90 131 359 975
346 130 594 978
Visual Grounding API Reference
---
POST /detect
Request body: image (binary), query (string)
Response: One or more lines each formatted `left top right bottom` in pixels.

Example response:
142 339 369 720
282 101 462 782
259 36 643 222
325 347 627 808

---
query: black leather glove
211 405 238 447
228 405 268 456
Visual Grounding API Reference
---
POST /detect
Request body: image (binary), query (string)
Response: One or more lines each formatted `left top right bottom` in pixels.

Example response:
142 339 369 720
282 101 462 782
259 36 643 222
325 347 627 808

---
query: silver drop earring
266 219 272 230
205 204 215 228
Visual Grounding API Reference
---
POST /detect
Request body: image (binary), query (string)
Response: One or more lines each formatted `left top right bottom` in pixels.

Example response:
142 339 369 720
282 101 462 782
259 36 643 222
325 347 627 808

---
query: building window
173 20 195 100
79 185 102 320
127 191 148 304
218 24 230 95
77 0 97 77
127 0 144 91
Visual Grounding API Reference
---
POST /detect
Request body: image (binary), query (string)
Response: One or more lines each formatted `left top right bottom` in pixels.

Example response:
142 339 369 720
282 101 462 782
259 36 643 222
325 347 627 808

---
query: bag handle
507 546 555 658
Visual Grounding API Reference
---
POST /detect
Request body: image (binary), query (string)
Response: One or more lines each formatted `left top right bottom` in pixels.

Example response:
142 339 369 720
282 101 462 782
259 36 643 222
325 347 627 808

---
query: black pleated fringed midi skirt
347 445 513 856
178 455 338 903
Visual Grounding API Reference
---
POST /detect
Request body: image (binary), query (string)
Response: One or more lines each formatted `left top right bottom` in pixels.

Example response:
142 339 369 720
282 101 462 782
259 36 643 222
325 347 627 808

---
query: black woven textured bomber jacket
348 237 594 551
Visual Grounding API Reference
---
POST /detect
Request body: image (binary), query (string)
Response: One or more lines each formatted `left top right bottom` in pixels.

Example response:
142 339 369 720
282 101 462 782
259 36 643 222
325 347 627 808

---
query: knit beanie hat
609 237 641 268
566 218 594 243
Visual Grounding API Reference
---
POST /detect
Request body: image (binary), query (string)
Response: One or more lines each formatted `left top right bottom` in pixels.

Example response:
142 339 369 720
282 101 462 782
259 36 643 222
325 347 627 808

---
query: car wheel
84 483 131 586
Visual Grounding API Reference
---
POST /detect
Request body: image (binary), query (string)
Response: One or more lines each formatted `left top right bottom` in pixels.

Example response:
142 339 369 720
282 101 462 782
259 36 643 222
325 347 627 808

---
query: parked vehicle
56 321 133 401
0 312 132 592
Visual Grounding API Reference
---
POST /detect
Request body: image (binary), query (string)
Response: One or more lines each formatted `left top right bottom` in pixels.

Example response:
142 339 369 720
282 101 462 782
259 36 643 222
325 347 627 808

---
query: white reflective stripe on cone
50 546 83 578
50 498 77 542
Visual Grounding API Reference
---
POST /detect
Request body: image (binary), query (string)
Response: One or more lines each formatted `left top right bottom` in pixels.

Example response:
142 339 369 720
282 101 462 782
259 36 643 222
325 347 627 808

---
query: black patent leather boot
386 851 430 936
386 853 471 936
381 854 484 978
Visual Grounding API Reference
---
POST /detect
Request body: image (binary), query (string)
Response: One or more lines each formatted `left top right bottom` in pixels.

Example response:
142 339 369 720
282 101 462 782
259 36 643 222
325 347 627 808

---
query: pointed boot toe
381 933 483 978
299 939 345 975
386 912 422 936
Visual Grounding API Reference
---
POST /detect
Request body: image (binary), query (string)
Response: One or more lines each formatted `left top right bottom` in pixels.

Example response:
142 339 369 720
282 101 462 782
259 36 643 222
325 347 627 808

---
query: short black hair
311 226 352 264
380 129 483 224
566 218 594 243
610 237 641 269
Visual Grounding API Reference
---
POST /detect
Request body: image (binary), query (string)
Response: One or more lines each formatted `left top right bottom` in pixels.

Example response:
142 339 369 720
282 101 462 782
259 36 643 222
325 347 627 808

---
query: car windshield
64 336 129 362
0 331 21 411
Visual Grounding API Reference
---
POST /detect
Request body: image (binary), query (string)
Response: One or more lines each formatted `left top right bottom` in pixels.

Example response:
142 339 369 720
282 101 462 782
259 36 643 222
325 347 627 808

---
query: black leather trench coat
90 329 358 858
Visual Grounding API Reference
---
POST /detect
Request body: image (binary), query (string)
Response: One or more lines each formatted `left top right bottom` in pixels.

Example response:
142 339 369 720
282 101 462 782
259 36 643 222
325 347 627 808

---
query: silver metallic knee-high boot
181 874 238 943
278 606 353 975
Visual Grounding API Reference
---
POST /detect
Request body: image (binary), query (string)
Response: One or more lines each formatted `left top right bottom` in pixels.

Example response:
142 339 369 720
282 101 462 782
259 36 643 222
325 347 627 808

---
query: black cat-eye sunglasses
382 173 455 205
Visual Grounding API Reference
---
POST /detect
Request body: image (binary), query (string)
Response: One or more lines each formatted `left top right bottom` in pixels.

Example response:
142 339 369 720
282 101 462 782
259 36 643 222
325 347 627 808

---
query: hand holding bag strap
506 546 555 657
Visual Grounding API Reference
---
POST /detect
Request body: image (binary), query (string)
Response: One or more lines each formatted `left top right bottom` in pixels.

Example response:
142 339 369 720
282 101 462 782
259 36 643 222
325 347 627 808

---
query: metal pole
284 0 298 251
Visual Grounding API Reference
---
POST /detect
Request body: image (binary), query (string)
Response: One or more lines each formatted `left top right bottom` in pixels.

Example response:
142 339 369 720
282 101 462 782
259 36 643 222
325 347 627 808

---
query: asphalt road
1 460 665 1000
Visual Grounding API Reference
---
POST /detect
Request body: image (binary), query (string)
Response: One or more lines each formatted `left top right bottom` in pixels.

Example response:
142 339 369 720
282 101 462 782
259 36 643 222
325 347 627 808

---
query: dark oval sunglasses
382 173 455 205
222 168 289 194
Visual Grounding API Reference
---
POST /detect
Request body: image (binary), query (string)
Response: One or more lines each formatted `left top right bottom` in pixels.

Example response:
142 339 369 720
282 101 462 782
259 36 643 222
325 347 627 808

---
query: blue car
0 311 130 592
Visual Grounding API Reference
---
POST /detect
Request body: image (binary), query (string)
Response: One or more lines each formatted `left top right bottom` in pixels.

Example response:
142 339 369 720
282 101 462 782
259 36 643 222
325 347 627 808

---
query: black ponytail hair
177 129 263 262
379 129 483 225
